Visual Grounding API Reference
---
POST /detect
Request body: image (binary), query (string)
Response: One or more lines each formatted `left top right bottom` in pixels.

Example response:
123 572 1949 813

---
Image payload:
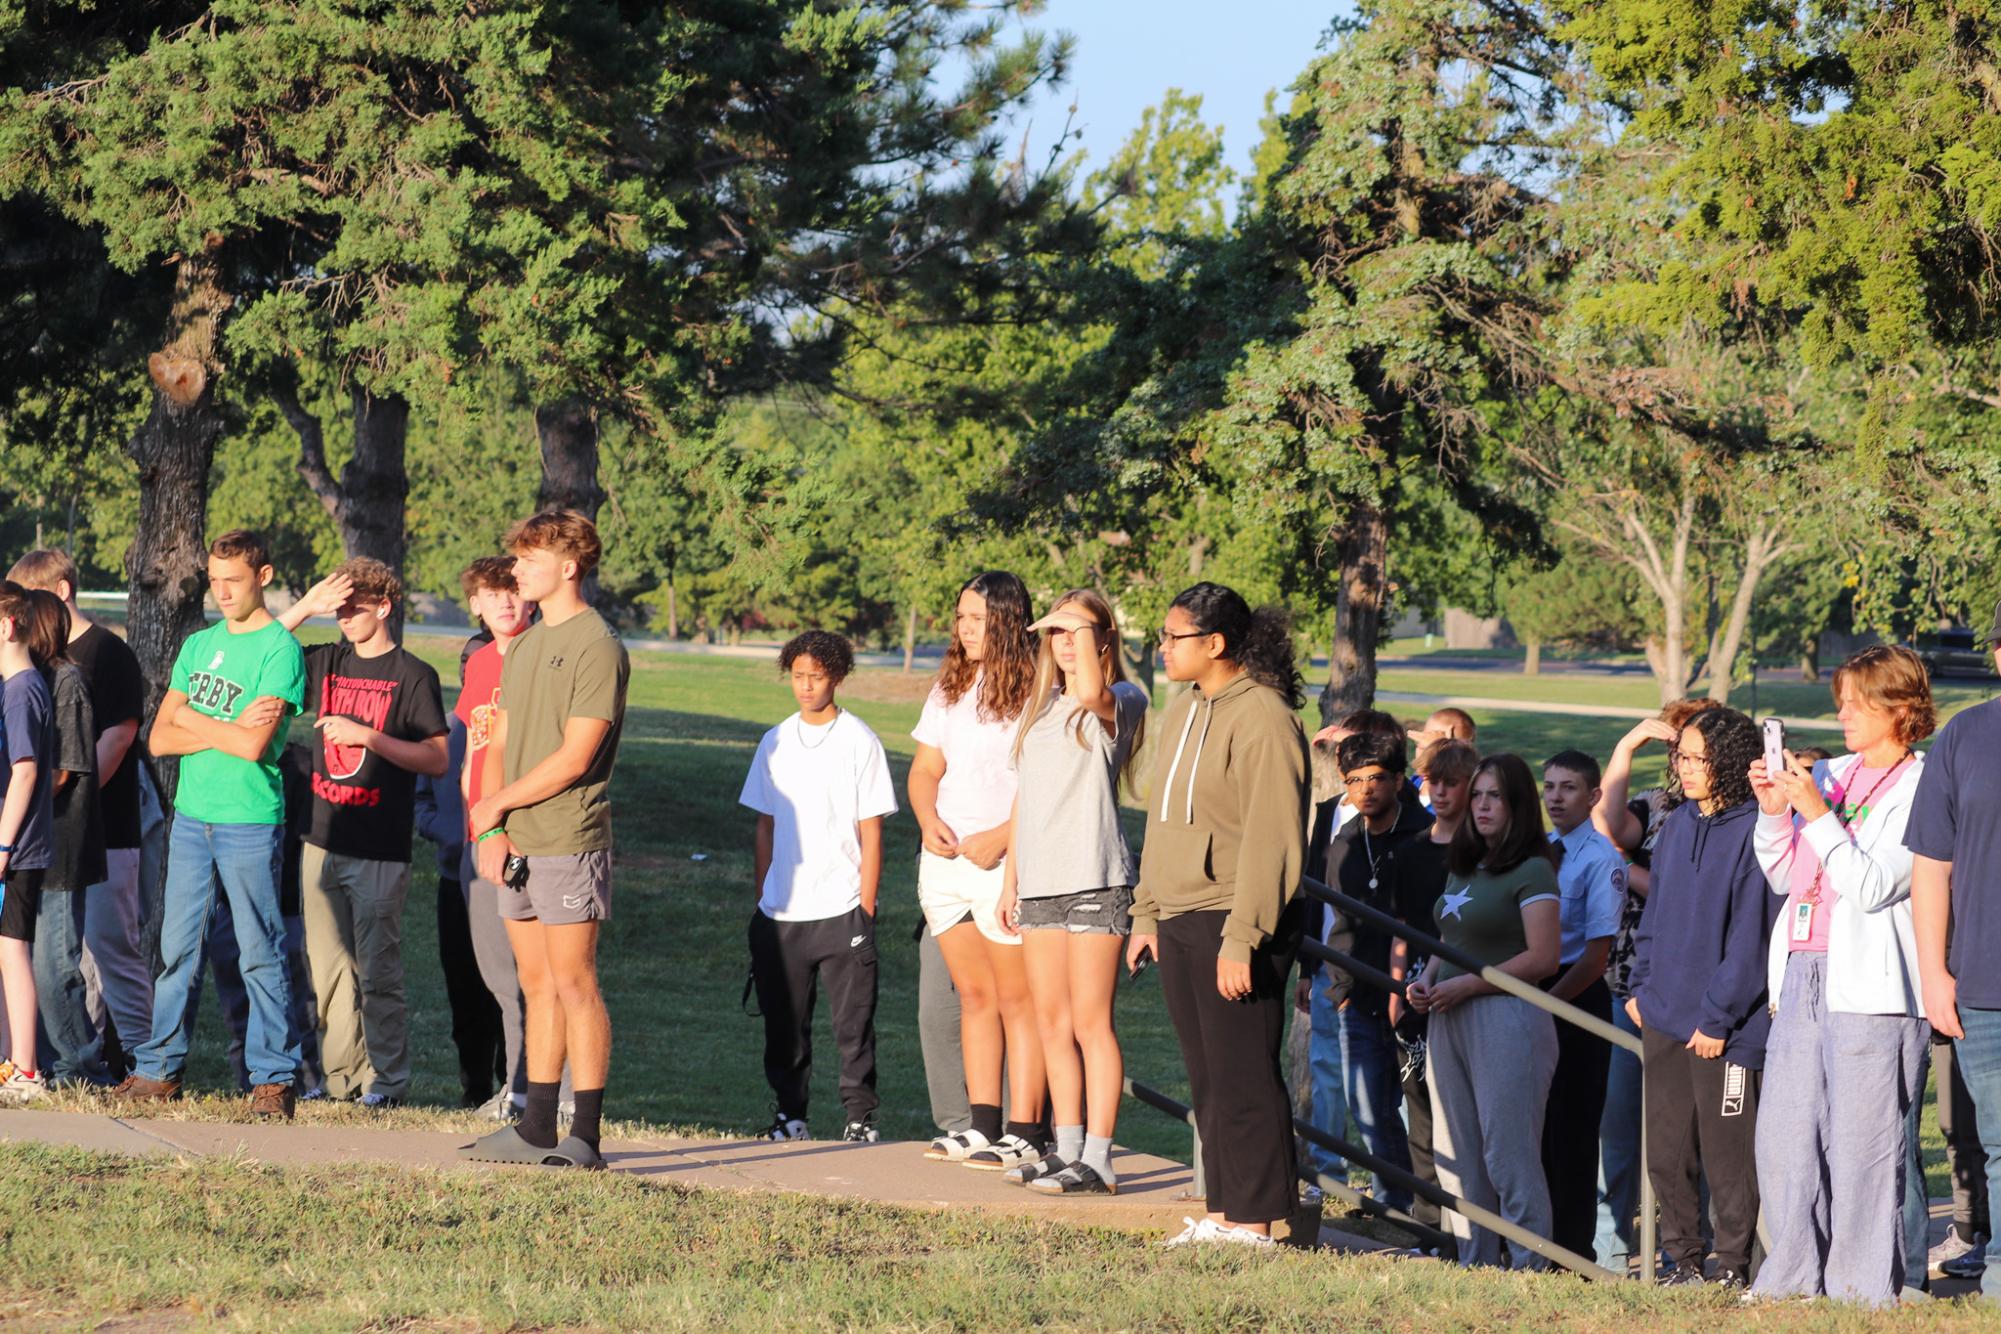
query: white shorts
917 850 1018 947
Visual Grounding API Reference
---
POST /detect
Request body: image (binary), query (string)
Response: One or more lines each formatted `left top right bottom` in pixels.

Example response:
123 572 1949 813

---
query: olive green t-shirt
498 608 629 855
1432 857 1560 981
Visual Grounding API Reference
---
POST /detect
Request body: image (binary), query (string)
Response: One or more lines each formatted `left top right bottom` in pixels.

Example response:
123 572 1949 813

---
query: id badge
1791 900 1814 942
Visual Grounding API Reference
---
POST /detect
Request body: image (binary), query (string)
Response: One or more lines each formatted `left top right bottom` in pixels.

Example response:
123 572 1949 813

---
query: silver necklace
1361 800 1401 891
794 711 839 749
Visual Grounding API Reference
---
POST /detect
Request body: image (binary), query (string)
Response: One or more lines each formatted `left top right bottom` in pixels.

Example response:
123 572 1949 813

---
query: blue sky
1014 1 1353 185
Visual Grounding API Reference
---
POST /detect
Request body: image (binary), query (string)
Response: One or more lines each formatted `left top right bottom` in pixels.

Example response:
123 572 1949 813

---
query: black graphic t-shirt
304 642 447 862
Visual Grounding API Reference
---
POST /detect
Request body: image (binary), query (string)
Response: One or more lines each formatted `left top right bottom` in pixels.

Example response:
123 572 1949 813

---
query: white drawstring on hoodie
1157 692 1215 826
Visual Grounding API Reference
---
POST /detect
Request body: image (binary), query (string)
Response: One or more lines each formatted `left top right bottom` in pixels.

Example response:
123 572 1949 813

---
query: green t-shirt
1432 856 1560 981
498 608 629 855
169 618 306 825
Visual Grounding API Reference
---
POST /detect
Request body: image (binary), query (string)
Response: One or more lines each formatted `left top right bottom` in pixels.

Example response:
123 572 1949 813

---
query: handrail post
1639 1060 1656 1281
1190 1123 1206 1201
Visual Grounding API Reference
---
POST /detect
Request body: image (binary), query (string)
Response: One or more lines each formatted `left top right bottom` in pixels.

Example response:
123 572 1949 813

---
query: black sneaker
1658 1261 1706 1287
841 1119 878 1143
763 1111 807 1141
1714 1267 1749 1290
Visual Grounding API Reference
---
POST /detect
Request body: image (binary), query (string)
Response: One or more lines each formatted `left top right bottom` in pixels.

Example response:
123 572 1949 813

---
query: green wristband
476 828 506 844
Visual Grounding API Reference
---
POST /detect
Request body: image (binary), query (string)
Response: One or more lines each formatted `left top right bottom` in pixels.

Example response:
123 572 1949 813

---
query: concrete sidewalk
0 1111 1239 1239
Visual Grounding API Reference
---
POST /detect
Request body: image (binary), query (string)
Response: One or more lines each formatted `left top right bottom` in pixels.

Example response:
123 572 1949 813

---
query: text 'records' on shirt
304 640 448 862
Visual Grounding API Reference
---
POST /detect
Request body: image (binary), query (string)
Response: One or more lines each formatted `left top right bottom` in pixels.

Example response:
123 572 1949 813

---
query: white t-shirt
738 710 899 921
911 676 1018 837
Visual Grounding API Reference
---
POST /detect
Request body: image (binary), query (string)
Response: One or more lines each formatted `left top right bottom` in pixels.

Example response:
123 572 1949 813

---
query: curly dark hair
1169 582 1306 710
780 630 855 683
1686 707 1758 811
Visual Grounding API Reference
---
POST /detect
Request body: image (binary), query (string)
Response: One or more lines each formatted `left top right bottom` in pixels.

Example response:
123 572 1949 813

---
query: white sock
1083 1133 1116 1185
1054 1123 1084 1164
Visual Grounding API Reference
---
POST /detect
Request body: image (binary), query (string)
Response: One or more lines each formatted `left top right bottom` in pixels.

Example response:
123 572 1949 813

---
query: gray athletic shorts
1015 885 1133 936
498 849 613 925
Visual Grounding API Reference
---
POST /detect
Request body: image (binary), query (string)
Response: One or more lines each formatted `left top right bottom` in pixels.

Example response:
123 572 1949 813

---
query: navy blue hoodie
1626 797 1777 1069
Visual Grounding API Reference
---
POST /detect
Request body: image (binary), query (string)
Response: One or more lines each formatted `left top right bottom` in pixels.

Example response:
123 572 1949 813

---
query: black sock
970 1102 1002 1142
519 1080 561 1149
1005 1119 1044 1149
569 1087 605 1152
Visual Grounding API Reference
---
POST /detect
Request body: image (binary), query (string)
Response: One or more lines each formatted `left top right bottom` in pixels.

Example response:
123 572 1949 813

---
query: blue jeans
1953 1006 2001 1301
31 890 108 1084
134 819 297 1088
1595 1000 1643 1267
1308 987 1413 1211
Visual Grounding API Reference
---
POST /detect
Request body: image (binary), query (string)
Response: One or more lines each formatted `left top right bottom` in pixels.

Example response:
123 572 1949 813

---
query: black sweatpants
437 876 506 1105
1933 1032 1991 1237
1399 1041 1449 1237
1644 1026 1761 1272
1158 906 1301 1226
1542 977 1613 1260
748 907 879 1123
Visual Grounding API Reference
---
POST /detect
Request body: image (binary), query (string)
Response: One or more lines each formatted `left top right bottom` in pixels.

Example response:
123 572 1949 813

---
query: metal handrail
1300 872 1657 1278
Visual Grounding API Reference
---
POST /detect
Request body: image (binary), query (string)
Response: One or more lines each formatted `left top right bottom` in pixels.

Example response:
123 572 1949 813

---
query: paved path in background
1374 690 1850 732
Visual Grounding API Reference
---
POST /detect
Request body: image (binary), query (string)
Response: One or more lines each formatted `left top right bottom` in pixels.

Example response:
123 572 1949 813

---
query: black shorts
0 868 48 942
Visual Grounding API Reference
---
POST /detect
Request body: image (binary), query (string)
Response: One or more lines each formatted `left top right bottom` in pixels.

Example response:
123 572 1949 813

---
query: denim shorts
1015 885 1133 936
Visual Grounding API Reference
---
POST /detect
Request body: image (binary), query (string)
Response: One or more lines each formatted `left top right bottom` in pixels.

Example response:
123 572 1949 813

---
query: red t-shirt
454 641 506 829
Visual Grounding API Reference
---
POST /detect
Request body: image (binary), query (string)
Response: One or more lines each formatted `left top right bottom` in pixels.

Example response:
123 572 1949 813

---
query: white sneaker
925 1129 992 1161
1207 1223 1276 1248
963 1133 1042 1172
474 1089 518 1122
1164 1217 1210 1247
0 1063 48 1106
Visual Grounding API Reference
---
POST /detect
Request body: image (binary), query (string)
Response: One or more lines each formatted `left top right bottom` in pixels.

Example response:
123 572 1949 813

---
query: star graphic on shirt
1439 889 1473 921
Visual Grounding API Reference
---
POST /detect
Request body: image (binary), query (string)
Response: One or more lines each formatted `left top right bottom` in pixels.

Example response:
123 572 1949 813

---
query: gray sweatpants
1753 951 1928 1306
917 923 970 1135
1427 992 1558 1269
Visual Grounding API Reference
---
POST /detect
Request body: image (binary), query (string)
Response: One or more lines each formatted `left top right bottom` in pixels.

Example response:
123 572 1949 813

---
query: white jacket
1758 752 1925 1017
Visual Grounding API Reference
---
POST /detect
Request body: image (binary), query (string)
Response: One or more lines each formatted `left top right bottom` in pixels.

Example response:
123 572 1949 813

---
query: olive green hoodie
1132 672 1309 963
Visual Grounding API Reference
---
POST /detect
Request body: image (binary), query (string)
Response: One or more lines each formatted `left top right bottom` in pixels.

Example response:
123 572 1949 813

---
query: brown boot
250 1083 296 1120
109 1072 182 1102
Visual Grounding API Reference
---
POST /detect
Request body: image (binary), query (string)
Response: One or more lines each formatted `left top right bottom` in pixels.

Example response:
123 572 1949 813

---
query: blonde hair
1010 589 1146 792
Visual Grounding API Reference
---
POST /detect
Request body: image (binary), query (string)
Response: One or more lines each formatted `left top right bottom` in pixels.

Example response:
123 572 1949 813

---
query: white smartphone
1761 717 1786 776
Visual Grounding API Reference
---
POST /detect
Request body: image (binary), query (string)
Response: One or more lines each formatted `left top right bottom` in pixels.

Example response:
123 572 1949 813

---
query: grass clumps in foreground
1 1144 1988 1332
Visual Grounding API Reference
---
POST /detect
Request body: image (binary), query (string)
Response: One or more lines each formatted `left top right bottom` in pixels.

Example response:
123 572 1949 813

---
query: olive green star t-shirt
1432 856 1559 981
169 619 307 825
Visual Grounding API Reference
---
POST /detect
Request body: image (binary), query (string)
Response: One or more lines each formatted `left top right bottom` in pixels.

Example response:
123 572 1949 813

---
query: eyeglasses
1158 628 1209 645
1673 750 1705 768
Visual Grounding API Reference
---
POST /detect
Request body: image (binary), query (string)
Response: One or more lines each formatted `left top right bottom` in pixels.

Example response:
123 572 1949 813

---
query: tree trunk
1320 502 1389 725
902 604 918 672
279 384 412 636
535 398 603 519
665 580 679 641
1800 637 1820 683
127 256 232 807
1707 529 1792 705
1524 639 1542 676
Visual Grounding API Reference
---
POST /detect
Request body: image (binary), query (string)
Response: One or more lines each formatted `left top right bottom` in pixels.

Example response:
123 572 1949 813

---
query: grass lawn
6 1142 1987 1332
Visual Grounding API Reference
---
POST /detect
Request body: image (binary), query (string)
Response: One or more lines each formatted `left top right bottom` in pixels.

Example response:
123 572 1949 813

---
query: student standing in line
1128 583 1309 1249
21 590 107 1087
912 572 1047 1171
278 560 449 1108
1747 646 1932 1307
115 530 307 1118
1301 729 1429 1213
6 552 146 1080
740 631 896 1143
1538 749 1623 1262
1625 706 1772 1289
1588 696 1720 1271
1908 597 2001 1300
455 555 545 1120
464 510 629 1170
994 590 1147 1195
1406 754 1561 1269
0 584 56 1102
1410 709 1476 809
1387 738 1478 1255
415 704 506 1109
